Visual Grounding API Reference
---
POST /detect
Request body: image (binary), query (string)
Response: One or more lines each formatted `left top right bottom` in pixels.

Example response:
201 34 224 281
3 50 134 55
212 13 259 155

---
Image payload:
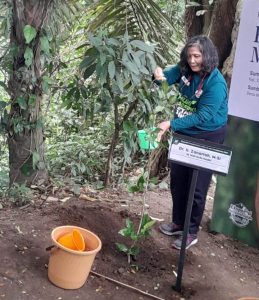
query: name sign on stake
168 134 232 175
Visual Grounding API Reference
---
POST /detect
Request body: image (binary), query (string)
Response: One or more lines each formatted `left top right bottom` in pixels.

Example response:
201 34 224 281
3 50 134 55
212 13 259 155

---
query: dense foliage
0 0 185 199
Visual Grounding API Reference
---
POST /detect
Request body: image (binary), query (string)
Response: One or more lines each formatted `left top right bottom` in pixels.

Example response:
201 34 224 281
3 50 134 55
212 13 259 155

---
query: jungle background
0 0 258 300
0 0 242 193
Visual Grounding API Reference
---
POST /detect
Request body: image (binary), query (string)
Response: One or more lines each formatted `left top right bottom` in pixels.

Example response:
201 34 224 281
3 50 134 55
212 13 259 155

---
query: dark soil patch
0 189 258 300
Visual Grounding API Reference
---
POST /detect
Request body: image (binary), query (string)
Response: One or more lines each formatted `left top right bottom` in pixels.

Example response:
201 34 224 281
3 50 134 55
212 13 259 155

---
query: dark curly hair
179 35 219 75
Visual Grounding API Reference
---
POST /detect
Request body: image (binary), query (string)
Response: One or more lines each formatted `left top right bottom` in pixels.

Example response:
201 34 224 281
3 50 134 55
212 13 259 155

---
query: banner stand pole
173 168 199 292
169 133 232 292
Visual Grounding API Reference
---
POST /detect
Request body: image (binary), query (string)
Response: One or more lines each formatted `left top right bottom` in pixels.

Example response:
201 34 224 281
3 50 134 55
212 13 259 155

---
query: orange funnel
57 229 85 251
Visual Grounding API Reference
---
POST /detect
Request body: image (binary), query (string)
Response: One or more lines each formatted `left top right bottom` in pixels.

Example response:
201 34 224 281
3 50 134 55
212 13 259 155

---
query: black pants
170 125 227 235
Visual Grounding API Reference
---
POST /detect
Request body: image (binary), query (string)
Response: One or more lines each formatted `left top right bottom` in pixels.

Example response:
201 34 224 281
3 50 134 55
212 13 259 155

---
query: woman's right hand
157 121 171 142
153 66 166 81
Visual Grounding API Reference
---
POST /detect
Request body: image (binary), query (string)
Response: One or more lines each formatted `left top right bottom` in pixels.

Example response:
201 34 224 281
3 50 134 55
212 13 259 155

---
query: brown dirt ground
0 187 259 300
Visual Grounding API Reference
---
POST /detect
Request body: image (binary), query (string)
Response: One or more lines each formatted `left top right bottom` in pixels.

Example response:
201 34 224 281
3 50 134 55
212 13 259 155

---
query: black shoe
172 234 198 250
159 223 183 236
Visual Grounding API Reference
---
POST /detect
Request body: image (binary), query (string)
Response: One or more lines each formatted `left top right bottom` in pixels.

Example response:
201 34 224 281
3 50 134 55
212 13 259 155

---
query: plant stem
136 150 151 235
127 253 131 265
128 148 152 261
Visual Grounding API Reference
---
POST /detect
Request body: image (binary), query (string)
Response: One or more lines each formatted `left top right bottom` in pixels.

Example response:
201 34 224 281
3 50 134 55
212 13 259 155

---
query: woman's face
187 46 203 73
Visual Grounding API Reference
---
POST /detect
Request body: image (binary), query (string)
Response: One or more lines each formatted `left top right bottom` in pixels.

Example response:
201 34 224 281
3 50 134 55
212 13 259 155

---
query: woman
154 35 228 250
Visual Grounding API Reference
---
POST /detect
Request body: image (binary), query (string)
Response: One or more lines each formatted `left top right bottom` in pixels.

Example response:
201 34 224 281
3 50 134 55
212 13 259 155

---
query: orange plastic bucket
48 225 102 289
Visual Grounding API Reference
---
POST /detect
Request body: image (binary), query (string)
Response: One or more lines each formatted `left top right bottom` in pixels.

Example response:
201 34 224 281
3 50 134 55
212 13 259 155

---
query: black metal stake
173 168 199 292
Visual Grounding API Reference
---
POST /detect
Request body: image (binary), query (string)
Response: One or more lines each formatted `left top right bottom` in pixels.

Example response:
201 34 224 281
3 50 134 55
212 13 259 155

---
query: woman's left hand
157 121 171 142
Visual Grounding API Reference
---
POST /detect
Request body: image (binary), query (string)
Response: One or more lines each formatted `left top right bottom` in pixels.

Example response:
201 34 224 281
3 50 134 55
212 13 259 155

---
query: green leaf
128 185 140 193
71 167 77 177
149 177 158 185
89 33 103 48
118 227 132 237
160 85 170 98
40 36 50 54
32 152 40 169
108 61 115 79
122 60 139 75
60 61 68 69
80 86 88 99
107 38 120 47
123 30 129 42
100 52 106 66
130 40 154 53
139 66 149 75
154 105 164 113
99 66 108 85
0 101 8 110
146 53 157 71
17 96 27 110
137 175 145 189
126 218 134 230
129 246 139 256
115 243 128 253
115 72 124 92
42 76 52 94
141 213 150 227
0 81 8 91
24 47 33 67
20 163 32 176
130 232 138 241
83 63 96 80
131 53 141 69
28 95 36 106
79 163 86 173
153 51 167 65
143 220 156 232
80 56 96 70
23 25 37 44
123 120 134 132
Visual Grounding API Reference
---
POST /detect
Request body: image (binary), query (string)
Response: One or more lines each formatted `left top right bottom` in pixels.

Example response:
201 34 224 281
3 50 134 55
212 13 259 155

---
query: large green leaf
83 64 96 79
24 47 33 67
115 242 128 253
108 61 115 79
40 36 50 54
131 40 154 53
0 81 8 92
42 76 53 94
17 96 27 110
23 25 37 44
28 95 36 106
80 55 97 70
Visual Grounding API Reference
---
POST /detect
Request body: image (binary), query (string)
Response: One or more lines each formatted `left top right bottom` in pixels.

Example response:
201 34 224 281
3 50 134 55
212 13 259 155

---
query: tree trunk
185 0 239 68
221 0 243 87
104 101 120 187
7 0 52 185
104 125 120 187
104 96 138 186
149 146 168 178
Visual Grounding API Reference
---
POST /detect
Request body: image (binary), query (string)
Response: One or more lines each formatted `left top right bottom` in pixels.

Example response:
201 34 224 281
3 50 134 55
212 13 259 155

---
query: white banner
228 0 259 121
